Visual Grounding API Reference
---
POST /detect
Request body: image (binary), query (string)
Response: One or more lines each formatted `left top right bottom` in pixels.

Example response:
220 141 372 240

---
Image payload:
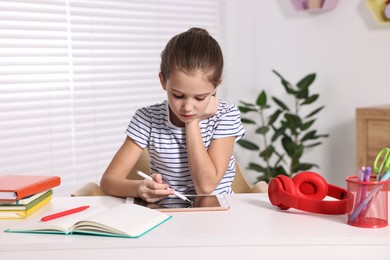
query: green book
0 194 52 219
0 190 53 211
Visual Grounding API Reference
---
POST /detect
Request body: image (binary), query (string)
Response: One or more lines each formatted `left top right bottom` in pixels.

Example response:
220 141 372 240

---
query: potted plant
237 69 329 183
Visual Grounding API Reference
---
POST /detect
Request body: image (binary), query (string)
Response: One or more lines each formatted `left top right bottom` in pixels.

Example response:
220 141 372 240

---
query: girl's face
160 70 216 127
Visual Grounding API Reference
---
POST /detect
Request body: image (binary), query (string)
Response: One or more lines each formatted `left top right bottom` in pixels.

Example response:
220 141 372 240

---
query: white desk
1 194 390 260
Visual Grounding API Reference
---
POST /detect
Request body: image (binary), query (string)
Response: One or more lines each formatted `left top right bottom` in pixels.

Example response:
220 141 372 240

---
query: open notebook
5 204 171 238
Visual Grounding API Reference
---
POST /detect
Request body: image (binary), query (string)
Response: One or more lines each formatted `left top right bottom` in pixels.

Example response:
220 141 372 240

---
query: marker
360 166 371 199
354 167 365 206
41 206 90 222
363 167 371 182
137 171 192 203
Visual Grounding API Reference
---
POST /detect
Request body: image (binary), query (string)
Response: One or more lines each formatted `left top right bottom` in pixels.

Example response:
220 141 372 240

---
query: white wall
223 0 390 187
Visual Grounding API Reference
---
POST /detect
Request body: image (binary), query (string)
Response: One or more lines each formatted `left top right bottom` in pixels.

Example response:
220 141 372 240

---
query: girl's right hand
137 173 174 202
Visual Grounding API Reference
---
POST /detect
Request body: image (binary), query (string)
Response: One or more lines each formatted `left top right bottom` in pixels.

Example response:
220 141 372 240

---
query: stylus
137 171 192 203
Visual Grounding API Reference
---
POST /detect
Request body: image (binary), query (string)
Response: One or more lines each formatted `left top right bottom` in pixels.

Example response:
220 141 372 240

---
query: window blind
0 0 225 195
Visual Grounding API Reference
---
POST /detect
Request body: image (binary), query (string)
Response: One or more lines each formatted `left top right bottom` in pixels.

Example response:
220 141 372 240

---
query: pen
41 206 90 222
137 171 192 203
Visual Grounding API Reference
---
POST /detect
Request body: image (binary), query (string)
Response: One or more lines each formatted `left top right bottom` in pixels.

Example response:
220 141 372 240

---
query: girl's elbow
99 179 109 194
100 175 114 194
196 183 217 195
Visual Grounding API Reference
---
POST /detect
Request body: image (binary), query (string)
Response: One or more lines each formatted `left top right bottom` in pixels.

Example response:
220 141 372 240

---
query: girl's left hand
199 95 218 120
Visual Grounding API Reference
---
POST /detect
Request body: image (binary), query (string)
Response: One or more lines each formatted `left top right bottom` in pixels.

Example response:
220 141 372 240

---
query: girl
100 28 245 202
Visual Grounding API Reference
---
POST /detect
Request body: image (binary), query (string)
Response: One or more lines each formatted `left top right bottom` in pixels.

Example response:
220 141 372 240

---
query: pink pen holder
346 175 390 228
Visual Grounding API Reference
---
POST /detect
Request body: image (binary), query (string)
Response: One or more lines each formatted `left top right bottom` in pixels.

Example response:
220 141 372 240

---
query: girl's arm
100 137 173 201
185 120 235 194
185 96 236 194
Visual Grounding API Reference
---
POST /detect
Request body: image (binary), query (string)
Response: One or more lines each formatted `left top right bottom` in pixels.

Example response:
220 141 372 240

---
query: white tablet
126 194 230 212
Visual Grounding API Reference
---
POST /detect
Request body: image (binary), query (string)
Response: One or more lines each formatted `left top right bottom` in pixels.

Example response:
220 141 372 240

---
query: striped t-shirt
127 100 245 195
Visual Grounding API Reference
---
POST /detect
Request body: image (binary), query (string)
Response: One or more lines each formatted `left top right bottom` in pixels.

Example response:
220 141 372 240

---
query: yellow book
0 194 52 219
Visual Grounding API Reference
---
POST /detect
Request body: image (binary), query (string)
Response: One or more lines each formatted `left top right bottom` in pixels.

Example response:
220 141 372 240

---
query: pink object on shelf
290 0 339 12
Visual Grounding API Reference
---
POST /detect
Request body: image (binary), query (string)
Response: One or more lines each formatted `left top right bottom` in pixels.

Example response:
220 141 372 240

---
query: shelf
356 105 390 172
290 0 339 12
365 0 390 25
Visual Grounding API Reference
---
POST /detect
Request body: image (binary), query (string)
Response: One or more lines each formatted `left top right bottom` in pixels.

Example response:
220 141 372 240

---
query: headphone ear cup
292 171 328 200
268 175 296 210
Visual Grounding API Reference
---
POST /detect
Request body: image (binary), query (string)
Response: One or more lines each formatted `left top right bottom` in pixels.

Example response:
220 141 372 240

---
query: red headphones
268 171 353 215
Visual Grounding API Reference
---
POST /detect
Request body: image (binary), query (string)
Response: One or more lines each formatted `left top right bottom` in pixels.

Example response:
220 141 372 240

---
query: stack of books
0 175 61 219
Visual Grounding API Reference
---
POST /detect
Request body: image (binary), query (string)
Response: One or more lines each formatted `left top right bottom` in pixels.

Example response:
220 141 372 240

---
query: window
0 0 225 195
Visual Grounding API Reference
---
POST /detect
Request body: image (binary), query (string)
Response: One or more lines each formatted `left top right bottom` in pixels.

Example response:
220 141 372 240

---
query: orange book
0 175 61 200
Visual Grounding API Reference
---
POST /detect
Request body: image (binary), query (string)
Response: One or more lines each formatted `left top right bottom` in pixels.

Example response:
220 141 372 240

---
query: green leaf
237 139 259 150
247 163 266 172
239 101 255 107
306 106 324 118
256 90 267 107
271 125 286 142
272 69 284 80
304 142 322 148
272 70 295 94
297 163 318 171
296 88 308 99
260 145 275 161
297 73 316 90
301 132 329 143
300 119 315 131
274 165 288 176
268 109 282 125
238 106 257 113
257 175 270 183
274 155 285 168
272 97 289 111
301 130 317 142
241 118 256 124
284 113 302 131
295 145 304 158
281 136 294 157
255 126 269 135
301 94 319 106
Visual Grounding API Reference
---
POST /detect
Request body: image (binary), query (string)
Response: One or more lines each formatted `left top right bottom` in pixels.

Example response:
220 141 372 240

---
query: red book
0 175 61 200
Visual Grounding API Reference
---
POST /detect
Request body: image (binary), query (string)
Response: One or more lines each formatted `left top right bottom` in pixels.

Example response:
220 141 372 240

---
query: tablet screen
132 195 229 212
